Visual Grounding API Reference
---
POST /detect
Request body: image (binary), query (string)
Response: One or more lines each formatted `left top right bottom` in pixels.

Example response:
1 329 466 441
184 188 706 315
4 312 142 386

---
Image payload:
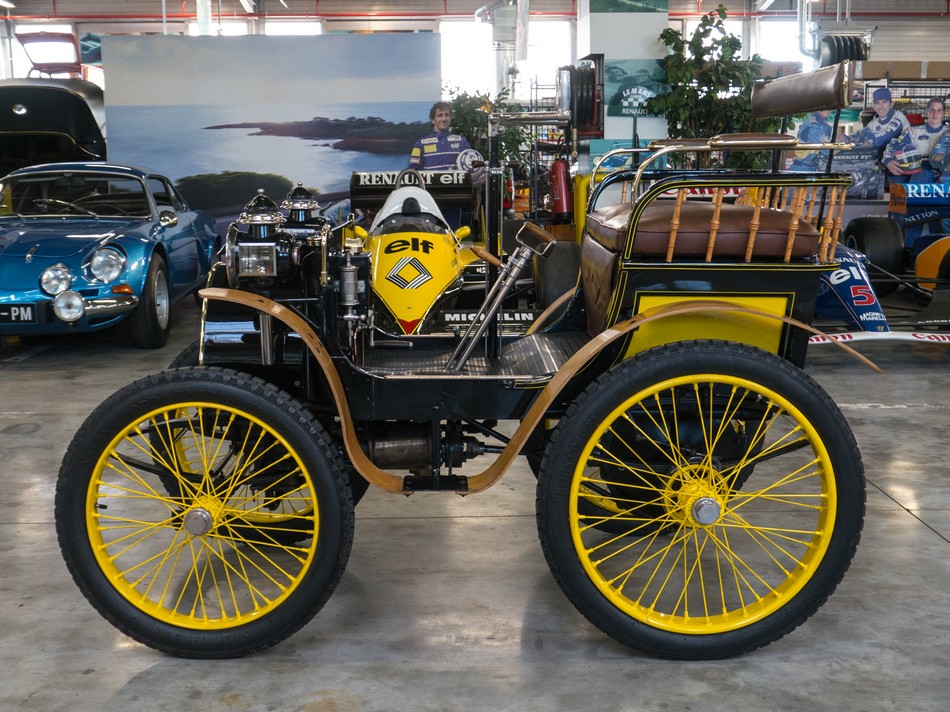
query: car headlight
52 291 85 322
89 247 127 283
40 264 73 295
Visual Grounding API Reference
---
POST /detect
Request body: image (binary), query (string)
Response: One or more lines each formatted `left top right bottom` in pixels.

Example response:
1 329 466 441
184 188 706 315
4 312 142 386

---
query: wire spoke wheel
56 368 354 658
537 341 865 659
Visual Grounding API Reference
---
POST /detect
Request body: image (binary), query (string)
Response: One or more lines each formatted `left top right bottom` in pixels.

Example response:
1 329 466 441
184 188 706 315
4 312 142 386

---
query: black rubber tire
129 254 172 348
168 339 200 369
536 340 865 660
844 217 905 296
55 367 355 658
165 342 371 506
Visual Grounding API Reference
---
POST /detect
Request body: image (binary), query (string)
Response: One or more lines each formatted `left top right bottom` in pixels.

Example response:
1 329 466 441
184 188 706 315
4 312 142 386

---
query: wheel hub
665 463 727 527
183 508 214 536
692 497 721 525
182 495 224 537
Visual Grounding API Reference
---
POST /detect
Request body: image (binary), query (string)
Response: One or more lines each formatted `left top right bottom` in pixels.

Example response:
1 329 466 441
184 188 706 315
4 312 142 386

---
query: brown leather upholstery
580 234 619 336
585 201 821 259
584 203 632 253
751 61 852 118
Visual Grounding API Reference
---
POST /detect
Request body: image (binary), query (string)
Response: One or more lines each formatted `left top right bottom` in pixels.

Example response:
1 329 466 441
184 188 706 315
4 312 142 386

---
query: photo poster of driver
605 59 668 118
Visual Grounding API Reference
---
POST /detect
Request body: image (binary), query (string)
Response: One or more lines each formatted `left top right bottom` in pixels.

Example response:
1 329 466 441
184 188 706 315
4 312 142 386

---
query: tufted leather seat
585 201 821 259
580 199 822 335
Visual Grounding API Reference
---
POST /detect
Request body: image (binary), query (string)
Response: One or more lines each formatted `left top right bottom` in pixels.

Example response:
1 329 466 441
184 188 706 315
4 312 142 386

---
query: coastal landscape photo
102 33 441 213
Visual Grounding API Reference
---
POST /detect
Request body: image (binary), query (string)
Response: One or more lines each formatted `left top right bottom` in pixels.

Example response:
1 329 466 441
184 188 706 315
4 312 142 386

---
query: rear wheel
844 217 904 296
55 367 355 658
536 341 865 659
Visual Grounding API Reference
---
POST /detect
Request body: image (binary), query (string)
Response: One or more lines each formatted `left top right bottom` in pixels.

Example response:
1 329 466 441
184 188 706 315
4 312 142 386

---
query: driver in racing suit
842 87 910 150
409 102 471 171
408 102 474 229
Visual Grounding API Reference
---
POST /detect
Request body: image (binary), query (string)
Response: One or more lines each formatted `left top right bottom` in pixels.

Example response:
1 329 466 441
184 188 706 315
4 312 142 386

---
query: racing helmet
894 146 923 173
456 148 486 186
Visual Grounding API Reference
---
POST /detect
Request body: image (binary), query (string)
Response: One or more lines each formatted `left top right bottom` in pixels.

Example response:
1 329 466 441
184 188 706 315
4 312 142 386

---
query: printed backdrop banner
102 34 440 211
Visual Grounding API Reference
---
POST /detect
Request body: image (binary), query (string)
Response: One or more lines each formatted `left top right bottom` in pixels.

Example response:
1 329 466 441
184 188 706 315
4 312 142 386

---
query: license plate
0 304 37 324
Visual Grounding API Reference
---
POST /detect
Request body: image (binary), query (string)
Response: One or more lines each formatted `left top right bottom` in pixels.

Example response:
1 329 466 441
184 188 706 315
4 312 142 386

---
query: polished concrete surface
1 300 948 712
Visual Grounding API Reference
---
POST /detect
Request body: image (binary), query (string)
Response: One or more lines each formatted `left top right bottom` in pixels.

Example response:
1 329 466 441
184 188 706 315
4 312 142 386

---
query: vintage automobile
0 77 106 175
56 62 874 660
0 162 219 347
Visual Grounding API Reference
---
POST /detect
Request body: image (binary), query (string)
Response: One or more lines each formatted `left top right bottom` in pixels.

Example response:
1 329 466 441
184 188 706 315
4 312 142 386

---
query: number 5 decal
851 285 877 306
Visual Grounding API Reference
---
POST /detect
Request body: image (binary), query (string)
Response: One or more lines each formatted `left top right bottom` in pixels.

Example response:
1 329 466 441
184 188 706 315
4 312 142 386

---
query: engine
219 185 372 358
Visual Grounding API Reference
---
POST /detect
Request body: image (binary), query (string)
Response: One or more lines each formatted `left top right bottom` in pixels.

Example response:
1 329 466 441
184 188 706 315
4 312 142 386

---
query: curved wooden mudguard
199 288 879 495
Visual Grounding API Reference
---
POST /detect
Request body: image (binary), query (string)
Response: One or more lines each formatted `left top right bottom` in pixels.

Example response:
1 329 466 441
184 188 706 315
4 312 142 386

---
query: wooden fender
199 288 878 495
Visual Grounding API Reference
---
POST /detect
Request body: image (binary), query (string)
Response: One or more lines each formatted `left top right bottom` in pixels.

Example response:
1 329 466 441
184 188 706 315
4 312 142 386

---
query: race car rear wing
350 170 474 211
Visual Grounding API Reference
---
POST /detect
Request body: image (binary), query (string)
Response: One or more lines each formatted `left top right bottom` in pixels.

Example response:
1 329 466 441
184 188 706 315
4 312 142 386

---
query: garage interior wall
5 2 950 46
5 2 950 71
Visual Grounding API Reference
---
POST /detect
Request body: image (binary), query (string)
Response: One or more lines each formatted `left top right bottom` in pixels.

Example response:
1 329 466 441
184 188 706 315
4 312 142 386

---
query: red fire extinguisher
548 157 572 224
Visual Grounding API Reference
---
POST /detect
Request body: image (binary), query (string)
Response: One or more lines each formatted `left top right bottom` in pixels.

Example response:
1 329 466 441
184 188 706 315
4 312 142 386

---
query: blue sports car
0 162 218 348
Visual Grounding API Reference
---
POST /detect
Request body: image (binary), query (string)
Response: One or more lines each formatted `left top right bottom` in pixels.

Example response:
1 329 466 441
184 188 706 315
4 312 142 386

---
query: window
440 18 573 100
264 22 323 36
439 20 494 96
11 23 74 78
513 20 573 97
757 20 815 68
188 21 248 36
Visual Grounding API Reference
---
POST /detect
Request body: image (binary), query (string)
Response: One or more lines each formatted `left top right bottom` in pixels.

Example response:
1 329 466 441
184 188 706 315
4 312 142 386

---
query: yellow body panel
625 294 792 358
915 236 950 290
368 230 468 334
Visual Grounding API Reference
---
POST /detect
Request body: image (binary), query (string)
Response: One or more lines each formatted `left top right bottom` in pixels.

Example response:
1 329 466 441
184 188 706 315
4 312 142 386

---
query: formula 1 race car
808 178 950 348
55 62 872 661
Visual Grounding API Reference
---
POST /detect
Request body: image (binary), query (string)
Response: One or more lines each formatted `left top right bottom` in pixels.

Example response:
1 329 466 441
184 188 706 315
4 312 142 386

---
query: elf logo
383 238 435 254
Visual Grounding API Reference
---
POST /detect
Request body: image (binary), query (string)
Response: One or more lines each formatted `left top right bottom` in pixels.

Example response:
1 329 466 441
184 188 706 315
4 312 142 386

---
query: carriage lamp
237 243 278 277
52 291 84 322
40 263 72 295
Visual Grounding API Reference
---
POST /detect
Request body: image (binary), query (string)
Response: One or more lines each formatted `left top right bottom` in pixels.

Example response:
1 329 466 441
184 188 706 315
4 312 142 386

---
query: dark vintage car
0 77 106 175
0 162 219 347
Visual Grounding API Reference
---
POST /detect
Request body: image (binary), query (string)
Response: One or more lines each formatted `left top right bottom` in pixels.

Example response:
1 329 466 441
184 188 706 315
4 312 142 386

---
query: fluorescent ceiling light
0 1 16 8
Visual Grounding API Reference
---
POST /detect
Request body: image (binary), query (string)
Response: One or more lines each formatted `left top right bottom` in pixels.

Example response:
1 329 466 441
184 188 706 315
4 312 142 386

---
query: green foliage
644 4 783 168
176 172 296 211
445 87 527 164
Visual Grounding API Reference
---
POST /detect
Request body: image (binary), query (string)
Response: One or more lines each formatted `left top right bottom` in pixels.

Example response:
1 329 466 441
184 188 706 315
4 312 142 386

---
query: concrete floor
1 299 948 712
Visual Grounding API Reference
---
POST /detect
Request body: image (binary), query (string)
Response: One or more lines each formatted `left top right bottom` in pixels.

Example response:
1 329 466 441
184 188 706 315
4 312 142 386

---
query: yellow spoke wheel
56 368 354 659
537 341 865 660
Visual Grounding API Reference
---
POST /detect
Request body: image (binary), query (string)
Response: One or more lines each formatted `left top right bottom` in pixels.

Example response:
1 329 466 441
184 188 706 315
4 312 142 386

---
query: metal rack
512 79 568 221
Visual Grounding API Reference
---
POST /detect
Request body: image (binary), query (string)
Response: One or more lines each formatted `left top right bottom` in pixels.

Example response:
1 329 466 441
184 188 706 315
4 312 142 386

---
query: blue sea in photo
106 101 431 195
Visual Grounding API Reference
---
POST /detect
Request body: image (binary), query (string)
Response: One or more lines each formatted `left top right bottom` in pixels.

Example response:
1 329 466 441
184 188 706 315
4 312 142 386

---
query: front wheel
536 341 865 660
129 254 171 348
55 367 355 658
